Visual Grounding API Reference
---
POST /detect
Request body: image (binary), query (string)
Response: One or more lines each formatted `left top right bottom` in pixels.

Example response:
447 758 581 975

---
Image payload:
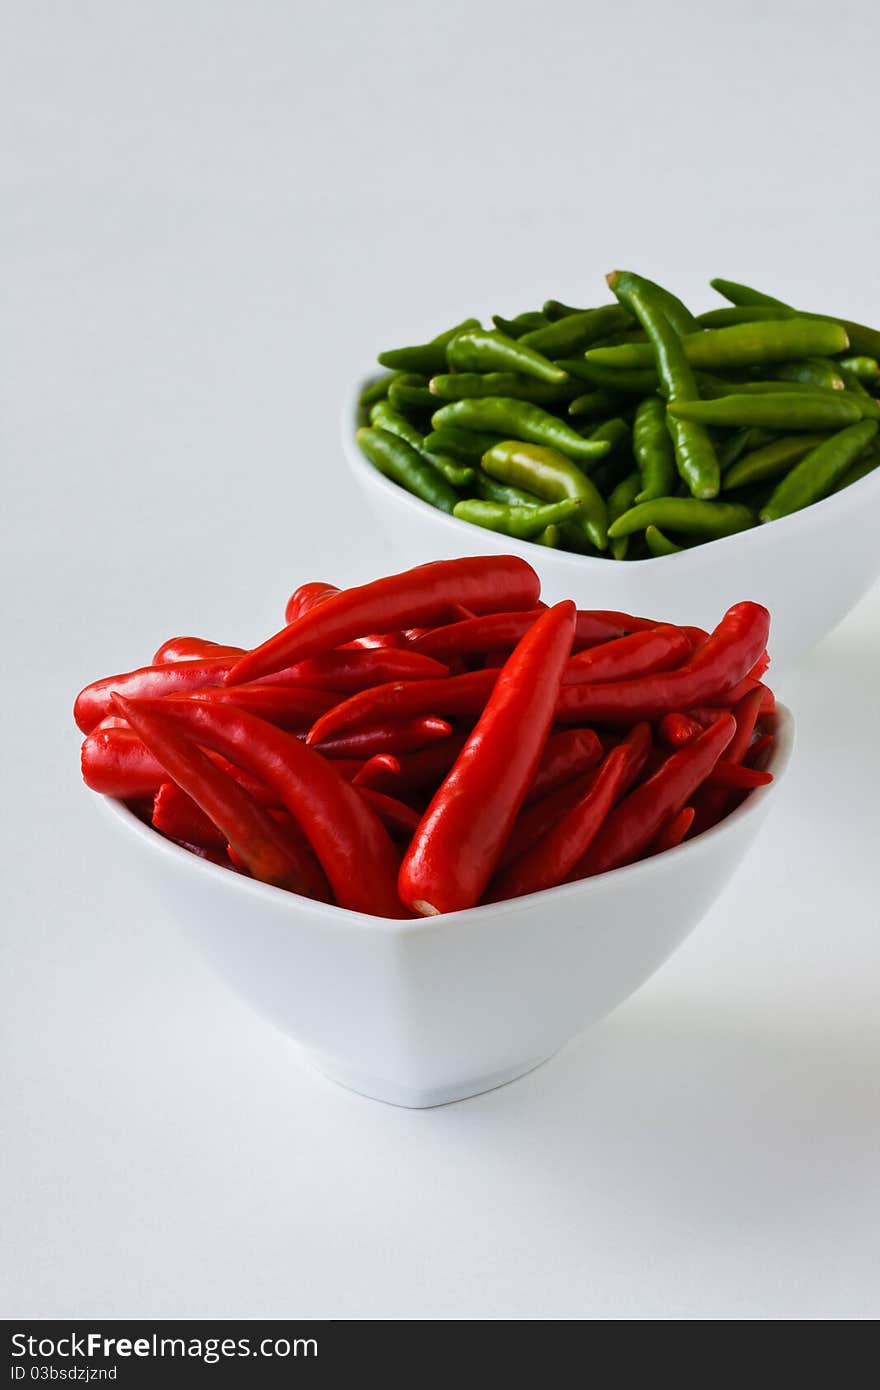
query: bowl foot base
300 1048 557 1108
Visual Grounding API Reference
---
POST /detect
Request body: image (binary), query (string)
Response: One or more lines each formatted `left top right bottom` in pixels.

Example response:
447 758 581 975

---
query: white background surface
3 0 879 1320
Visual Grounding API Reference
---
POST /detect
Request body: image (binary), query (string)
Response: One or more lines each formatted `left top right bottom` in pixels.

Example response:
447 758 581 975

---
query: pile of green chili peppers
356 272 880 558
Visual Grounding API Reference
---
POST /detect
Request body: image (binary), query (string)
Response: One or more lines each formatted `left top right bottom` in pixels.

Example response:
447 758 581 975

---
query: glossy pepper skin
227 556 541 685
357 427 460 515
452 497 579 540
447 328 567 384
723 433 829 490
428 371 575 407
585 317 850 372
608 269 720 500
481 440 608 550
564 625 692 684
153 637 246 664
644 524 682 557
306 669 499 745
572 715 736 878
399 601 577 915
74 656 236 734
408 608 629 660
517 304 633 358
430 398 611 465
368 402 474 488
710 277 880 359
377 317 480 375
113 695 329 899
633 396 676 502
760 419 878 521
554 601 770 725
489 731 650 901
122 697 408 918
668 393 862 431
607 498 755 542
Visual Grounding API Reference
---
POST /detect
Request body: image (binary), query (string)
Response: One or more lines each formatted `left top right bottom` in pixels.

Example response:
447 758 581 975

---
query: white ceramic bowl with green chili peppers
344 379 880 671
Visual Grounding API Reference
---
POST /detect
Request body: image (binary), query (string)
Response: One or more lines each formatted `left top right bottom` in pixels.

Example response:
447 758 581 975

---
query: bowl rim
100 704 795 932
344 375 880 572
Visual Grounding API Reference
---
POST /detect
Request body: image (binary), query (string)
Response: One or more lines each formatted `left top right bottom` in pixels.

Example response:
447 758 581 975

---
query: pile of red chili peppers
74 556 776 918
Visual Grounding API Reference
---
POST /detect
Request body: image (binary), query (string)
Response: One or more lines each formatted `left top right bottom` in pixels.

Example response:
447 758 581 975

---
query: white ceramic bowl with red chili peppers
344 380 880 671
100 707 791 1108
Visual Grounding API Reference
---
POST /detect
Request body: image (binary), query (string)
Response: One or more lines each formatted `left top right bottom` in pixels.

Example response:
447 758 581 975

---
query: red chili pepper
74 656 235 734
306 669 498 745
312 716 453 760
707 760 773 790
227 556 542 685
690 685 768 829
119 697 407 917
351 754 401 787
152 637 246 664
571 714 735 878
257 647 448 692
747 733 774 764
553 602 770 726
659 712 702 747
489 729 652 902
523 728 603 804
497 771 599 872
81 726 167 797
152 781 227 851
399 601 576 915
284 581 339 624
356 788 420 836
172 684 339 730
563 625 691 685
684 705 730 728
354 735 469 793
113 695 331 900
648 805 695 854
408 609 628 662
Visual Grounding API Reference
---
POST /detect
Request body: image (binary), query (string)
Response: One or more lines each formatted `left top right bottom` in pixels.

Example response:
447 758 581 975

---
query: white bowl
98 706 793 1108
345 380 880 671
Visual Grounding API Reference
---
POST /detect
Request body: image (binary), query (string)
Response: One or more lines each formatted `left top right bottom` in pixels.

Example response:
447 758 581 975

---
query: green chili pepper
491 311 549 338
424 426 506 462
481 440 608 549
558 357 658 394
447 329 567 384
838 355 880 388
633 396 676 501
377 318 480 375
428 372 577 405
761 420 879 521
608 269 720 499
431 398 610 463
630 274 699 335
718 427 774 471
585 318 850 373
518 304 633 358
831 440 880 493
475 473 544 507
536 524 562 547
608 497 754 541
697 375 832 398
542 299 587 320
566 387 627 419
359 373 399 410
711 278 880 359
369 402 474 487
772 358 845 391
357 427 460 514
387 373 437 415
724 433 830 490
668 393 863 430
838 369 880 418
644 524 683 557
452 497 581 540
696 305 794 328
708 278 787 308
607 471 642 560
